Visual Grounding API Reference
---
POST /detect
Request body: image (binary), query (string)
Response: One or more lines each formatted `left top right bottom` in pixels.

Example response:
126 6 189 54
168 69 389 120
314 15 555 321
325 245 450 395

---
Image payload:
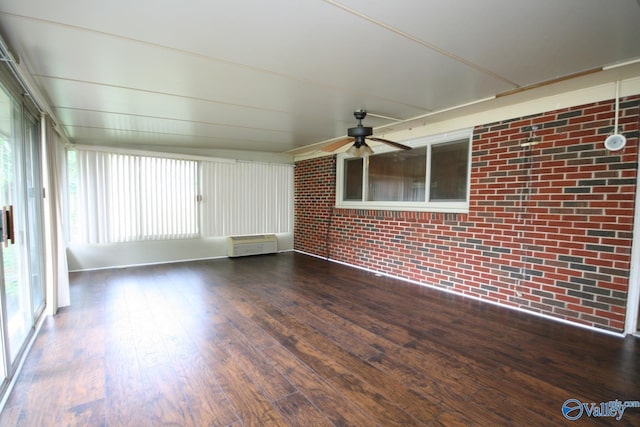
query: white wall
67 233 294 271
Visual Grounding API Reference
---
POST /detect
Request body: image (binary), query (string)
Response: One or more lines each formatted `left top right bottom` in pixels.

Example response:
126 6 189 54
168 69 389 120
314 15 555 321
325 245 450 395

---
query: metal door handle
2 206 14 246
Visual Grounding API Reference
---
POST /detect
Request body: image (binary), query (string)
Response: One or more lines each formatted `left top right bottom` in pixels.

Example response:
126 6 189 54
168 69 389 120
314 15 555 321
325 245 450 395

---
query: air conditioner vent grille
227 234 278 257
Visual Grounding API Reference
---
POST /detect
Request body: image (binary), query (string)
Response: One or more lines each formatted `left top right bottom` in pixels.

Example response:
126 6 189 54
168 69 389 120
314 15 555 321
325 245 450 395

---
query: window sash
429 140 469 201
367 147 427 202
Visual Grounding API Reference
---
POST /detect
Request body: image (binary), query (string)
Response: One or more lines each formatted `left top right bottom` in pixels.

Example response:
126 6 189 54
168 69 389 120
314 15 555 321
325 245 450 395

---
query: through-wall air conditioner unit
227 234 278 257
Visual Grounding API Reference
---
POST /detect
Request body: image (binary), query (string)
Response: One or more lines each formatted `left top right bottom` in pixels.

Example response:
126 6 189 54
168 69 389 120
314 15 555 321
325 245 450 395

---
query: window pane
344 158 363 201
367 147 426 201
429 140 468 200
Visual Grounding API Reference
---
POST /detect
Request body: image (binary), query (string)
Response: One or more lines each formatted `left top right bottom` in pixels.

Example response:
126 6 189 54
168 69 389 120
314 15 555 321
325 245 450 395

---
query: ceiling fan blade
322 138 354 152
368 137 412 150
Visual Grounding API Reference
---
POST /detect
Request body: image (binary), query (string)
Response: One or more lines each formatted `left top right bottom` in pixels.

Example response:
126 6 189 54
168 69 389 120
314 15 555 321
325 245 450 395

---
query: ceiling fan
322 110 412 156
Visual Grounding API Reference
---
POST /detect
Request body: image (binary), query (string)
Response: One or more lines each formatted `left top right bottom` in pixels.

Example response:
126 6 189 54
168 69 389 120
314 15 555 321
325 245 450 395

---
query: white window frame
336 128 472 213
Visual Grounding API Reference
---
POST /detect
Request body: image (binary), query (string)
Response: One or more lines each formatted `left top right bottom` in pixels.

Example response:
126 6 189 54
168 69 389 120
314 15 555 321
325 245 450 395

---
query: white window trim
336 128 473 213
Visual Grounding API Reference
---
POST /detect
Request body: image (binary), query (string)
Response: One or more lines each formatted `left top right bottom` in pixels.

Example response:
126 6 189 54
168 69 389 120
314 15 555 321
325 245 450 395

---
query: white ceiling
1 0 639 157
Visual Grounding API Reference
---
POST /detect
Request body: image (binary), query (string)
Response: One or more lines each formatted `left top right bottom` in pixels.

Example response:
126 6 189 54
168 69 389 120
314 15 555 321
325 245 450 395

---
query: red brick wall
294 96 639 332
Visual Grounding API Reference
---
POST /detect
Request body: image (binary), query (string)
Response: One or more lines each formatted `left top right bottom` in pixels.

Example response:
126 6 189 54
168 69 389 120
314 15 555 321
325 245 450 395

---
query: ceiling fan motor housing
348 125 373 138
348 109 373 144
348 126 372 147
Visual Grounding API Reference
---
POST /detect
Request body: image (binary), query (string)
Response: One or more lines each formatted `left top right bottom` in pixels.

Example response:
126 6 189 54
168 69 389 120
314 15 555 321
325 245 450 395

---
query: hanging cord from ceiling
514 126 540 297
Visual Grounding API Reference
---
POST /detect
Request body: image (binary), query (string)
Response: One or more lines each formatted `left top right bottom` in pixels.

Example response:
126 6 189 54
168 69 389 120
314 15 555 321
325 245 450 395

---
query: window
344 158 363 201
200 160 293 237
429 141 469 201
69 150 199 243
336 129 471 212
68 148 294 244
368 147 427 202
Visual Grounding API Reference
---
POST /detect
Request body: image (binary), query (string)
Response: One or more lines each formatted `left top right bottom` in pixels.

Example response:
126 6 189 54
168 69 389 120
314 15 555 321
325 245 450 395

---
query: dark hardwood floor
1 252 638 426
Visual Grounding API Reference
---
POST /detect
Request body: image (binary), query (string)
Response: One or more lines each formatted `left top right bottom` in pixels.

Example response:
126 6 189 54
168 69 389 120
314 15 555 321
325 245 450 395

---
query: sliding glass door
0 80 44 383
23 111 45 322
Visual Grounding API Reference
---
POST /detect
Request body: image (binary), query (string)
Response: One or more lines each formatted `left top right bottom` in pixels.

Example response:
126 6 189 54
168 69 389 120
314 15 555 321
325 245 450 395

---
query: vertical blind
200 160 293 237
74 150 198 243
70 149 293 244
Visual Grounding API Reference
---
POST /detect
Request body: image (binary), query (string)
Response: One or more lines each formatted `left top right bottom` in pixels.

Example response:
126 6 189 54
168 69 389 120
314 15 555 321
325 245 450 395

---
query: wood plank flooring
1 252 638 426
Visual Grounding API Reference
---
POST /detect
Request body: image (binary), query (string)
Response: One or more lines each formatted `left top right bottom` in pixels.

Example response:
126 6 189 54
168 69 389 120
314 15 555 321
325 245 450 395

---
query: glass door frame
0 72 47 398
22 107 46 323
